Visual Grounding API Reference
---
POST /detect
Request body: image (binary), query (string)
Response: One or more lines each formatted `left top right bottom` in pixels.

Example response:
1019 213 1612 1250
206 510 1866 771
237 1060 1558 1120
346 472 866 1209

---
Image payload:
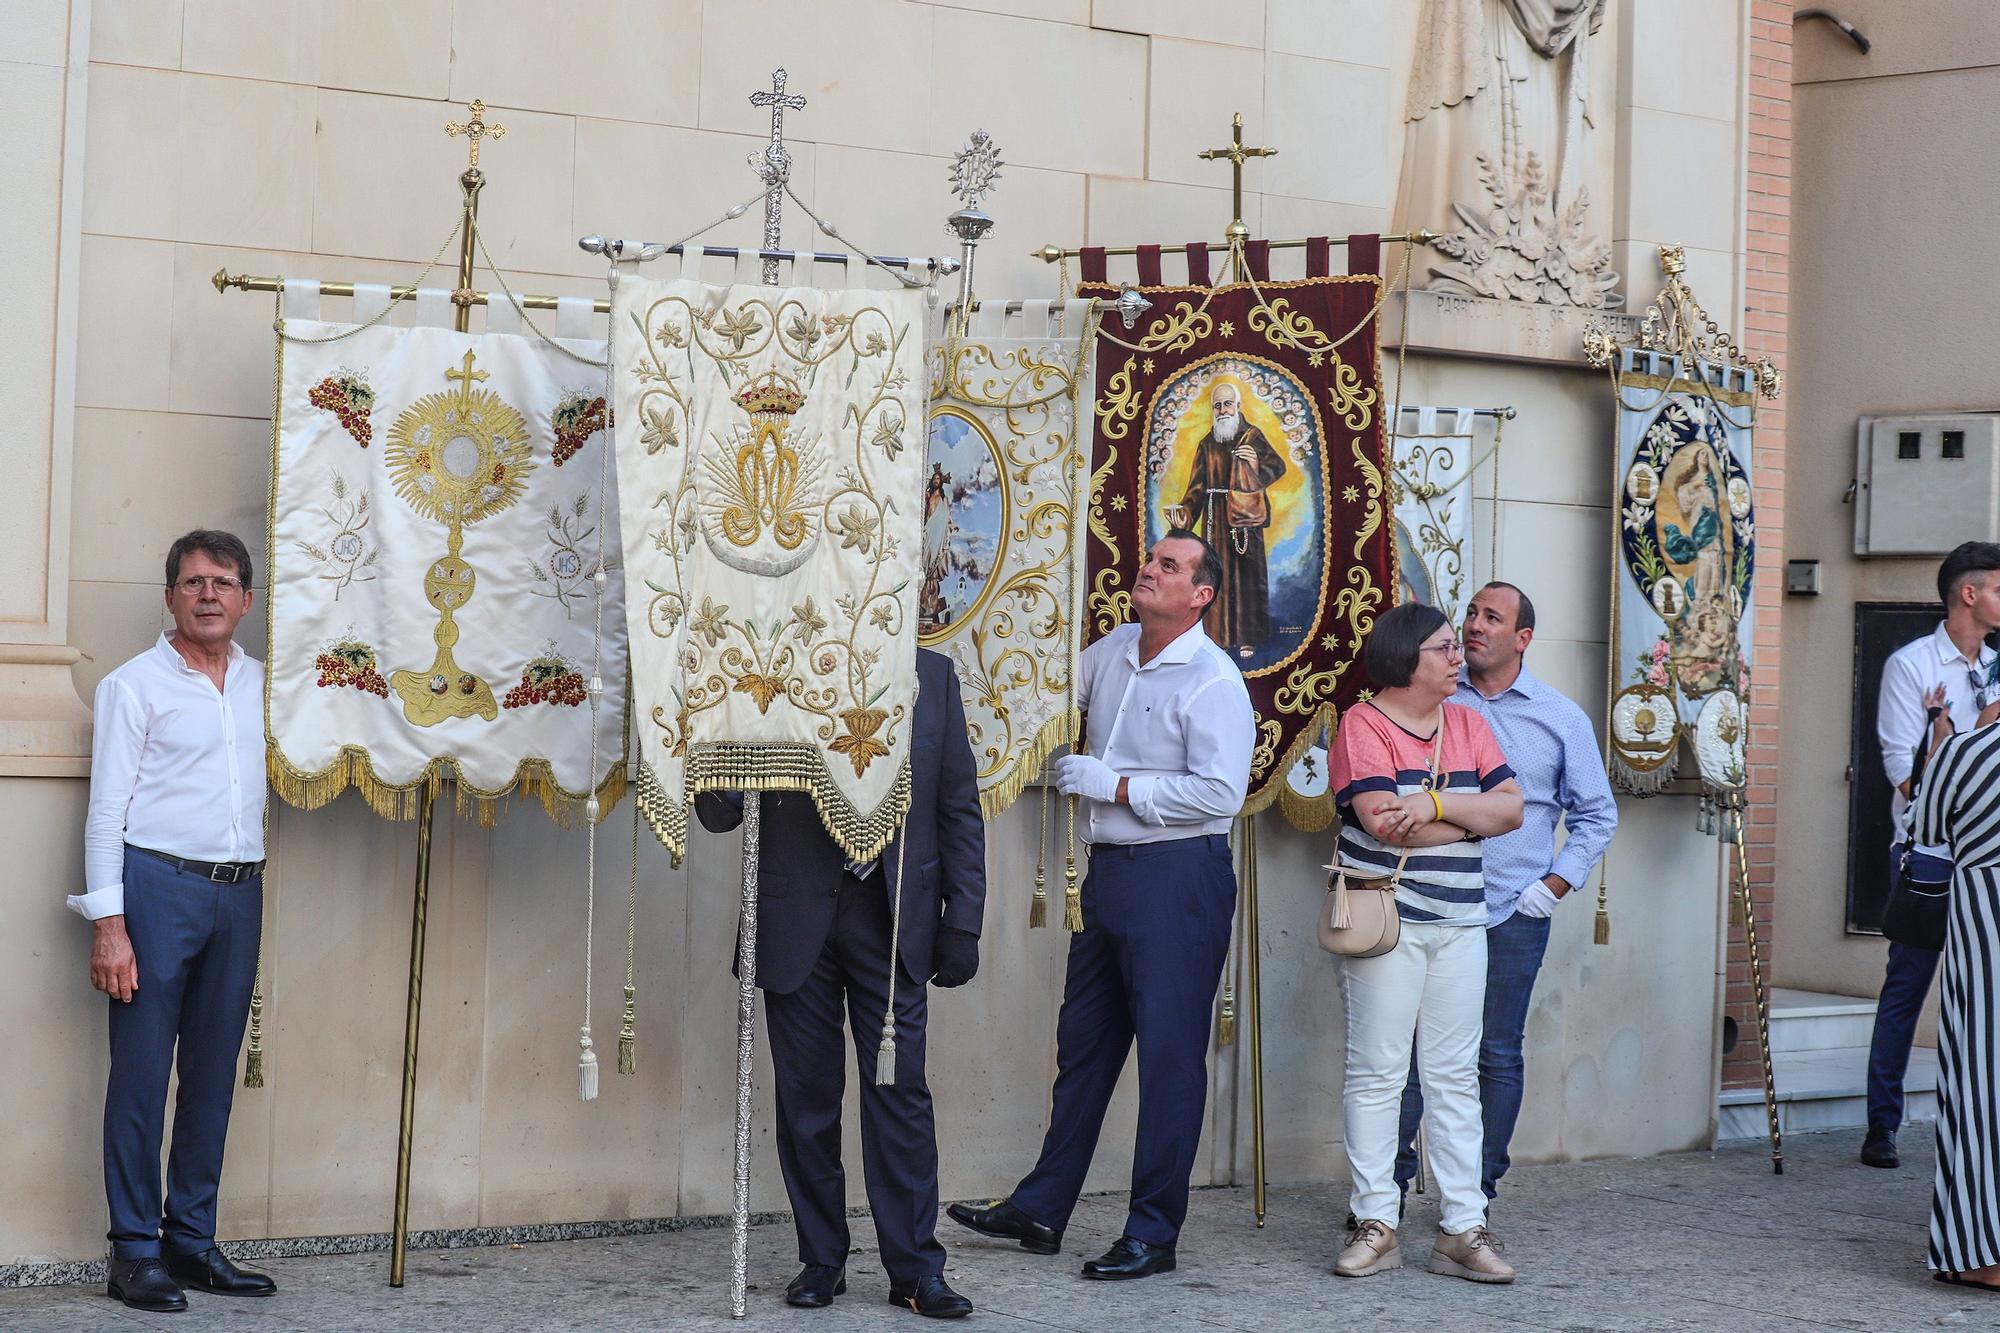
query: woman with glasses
1328 603 1524 1283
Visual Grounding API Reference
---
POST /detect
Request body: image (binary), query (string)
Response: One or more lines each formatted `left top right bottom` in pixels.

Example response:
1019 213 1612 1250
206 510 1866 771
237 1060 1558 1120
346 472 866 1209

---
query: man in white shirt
950 529 1253 1281
71 531 276 1310
1863 540 2000 1169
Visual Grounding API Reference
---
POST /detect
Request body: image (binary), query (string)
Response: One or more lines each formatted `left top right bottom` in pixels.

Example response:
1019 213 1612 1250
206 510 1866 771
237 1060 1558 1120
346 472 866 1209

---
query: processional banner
1079 240 1393 812
921 301 1098 818
1391 406 1479 625
267 319 627 822
613 275 925 862
1606 347 1758 797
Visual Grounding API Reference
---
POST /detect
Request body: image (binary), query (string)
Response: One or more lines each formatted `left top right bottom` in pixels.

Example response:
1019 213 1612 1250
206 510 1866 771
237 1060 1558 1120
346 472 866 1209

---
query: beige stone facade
6 0 1762 1264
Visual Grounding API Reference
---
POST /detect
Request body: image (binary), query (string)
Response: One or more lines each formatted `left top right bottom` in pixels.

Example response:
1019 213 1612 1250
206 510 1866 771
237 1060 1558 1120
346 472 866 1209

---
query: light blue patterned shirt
1453 666 1619 927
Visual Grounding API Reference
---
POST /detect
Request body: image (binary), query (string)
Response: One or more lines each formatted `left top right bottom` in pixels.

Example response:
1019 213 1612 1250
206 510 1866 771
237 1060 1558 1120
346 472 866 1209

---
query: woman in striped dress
1915 720 2000 1290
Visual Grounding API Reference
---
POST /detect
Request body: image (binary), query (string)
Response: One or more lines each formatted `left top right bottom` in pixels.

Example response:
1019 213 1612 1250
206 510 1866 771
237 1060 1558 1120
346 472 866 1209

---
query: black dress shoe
785 1264 847 1308
946 1198 1062 1255
106 1257 188 1312
888 1273 974 1318
1081 1235 1176 1280
1860 1126 1900 1169
164 1246 276 1297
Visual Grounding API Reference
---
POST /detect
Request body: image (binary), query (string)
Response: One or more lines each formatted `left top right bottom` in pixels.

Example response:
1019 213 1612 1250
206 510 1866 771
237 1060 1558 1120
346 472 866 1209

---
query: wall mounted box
1854 413 2000 555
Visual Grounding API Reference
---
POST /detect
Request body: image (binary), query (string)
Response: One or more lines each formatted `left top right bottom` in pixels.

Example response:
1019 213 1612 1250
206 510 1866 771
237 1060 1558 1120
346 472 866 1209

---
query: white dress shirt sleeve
71 674 144 920
1550 706 1619 888
1877 650 1926 790
1126 675 1254 826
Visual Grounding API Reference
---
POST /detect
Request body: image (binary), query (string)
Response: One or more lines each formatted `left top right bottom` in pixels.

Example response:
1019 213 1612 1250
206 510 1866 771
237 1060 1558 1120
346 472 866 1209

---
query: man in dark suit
696 648 986 1319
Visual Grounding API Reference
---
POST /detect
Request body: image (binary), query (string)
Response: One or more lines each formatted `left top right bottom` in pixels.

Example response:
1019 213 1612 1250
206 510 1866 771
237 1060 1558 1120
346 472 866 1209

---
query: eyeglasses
173 575 244 596
1421 639 1464 657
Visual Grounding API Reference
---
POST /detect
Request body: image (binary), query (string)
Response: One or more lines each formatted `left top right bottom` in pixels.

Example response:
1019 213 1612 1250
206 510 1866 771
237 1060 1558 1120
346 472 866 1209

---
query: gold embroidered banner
267 321 627 823
922 302 1098 818
613 276 925 861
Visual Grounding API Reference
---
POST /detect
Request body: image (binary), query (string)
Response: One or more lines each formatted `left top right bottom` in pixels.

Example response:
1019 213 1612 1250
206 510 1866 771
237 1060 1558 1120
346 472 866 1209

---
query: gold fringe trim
267 742 627 827
633 747 916 865
1253 705 1342 828
979 708 1081 822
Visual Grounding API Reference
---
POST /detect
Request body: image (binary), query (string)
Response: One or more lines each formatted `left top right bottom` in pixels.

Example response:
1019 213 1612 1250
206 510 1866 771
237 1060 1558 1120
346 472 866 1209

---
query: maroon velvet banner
1079 239 1393 812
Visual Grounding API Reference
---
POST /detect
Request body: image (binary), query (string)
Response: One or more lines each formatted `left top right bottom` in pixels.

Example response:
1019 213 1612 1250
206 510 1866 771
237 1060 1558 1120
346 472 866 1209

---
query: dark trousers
1010 835 1236 1248
104 848 262 1259
763 873 945 1282
1867 940 1942 1134
1394 909 1552 1200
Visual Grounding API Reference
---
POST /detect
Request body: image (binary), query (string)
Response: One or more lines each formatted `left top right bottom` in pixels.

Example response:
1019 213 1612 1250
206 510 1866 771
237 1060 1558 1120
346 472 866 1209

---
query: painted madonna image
1151 358 1327 673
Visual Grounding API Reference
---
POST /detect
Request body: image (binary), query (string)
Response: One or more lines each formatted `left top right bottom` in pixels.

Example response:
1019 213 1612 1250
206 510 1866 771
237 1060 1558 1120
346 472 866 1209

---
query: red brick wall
1723 0 1792 1091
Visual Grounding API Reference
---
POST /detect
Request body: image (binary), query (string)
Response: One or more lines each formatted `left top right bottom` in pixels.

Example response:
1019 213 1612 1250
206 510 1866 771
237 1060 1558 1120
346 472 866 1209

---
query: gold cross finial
1198 112 1277 245
445 349 488 406
446 99 507 170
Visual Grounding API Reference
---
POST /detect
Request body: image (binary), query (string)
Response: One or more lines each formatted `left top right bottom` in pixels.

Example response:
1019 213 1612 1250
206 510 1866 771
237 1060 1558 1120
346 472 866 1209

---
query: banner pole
730 793 763 1318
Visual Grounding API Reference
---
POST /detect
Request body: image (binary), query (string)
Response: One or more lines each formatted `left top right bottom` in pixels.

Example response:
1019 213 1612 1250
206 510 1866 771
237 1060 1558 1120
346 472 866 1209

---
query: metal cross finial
446 98 507 171
445 349 488 407
1198 112 1276 254
749 68 808 283
950 130 1003 214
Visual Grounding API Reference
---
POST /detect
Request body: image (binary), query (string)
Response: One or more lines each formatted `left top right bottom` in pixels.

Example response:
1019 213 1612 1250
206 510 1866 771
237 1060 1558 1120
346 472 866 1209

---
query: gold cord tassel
1593 872 1611 947
618 984 637 1076
1029 778 1050 928
1217 991 1236 1047
243 964 266 1089
1062 794 1083 932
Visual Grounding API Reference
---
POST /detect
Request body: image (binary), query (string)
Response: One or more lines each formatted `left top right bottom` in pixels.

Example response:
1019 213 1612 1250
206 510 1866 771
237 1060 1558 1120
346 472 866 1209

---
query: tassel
578 1027 599 1102
1062 794 1083 932
243 966 266 1089
875 1018 897 1087
1216 992 1236 1047
618 984 637 1076
1594 905 1610 946
1331 875 1352 930
1029 778 1051 928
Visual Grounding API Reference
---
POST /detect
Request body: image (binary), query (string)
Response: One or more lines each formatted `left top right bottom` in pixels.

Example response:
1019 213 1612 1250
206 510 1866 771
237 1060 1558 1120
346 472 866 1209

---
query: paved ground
3 1126 1986 1331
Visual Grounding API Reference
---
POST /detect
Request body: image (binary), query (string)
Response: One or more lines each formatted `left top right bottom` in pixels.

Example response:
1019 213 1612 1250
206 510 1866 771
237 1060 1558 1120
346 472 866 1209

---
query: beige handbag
1317 726 1442 958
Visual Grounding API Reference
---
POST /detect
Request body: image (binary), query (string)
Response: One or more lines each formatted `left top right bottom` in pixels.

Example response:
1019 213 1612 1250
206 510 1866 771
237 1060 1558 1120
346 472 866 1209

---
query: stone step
1717 1044 1938 1141
1766 987 1879 1054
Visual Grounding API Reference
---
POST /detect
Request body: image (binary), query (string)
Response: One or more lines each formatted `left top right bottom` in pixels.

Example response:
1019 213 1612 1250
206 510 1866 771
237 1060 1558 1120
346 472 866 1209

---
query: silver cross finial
749 69 808 283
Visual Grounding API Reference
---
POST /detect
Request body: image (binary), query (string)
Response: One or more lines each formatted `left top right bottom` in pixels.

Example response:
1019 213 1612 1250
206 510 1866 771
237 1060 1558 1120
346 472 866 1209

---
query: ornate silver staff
945 131 1001 338
749 68 806 286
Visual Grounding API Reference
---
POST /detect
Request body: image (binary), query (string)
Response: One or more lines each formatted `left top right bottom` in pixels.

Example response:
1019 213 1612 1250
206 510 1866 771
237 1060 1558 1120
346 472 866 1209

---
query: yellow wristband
1427 789 1445 822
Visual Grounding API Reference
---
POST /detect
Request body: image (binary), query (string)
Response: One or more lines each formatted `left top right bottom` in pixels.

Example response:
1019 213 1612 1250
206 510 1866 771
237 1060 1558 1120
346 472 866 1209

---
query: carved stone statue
1392 0 1619 308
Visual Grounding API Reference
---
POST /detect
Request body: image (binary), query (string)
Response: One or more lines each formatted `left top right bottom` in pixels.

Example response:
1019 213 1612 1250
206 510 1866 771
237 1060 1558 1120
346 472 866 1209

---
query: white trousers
1339 919 1489 1235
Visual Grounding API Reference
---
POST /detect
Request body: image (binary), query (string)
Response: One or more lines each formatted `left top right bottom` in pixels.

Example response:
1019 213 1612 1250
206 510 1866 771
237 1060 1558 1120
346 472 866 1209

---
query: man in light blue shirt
1392 581 1618 1217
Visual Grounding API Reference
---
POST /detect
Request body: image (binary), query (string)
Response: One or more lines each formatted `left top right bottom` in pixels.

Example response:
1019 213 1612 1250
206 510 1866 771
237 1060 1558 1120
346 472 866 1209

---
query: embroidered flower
640 404 680 454
732 671 784 713
790 597 829 638
869 604 895 631
829 707 891 777
814 650 838 674
833 504 879 553
784 311 821 352
691 596 731 646
715 306 763 351
872 415 905 460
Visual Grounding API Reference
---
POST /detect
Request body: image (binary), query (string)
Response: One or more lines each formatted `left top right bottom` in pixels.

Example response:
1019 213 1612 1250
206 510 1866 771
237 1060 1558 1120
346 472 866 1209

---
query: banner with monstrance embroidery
1079 240 1393 812
267 321 627 822
922 301 1098 818
613 276 925 861
1603 346 1759 798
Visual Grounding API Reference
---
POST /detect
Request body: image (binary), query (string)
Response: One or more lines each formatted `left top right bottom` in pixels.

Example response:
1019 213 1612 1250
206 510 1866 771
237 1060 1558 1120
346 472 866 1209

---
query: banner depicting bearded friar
1080 241 1393 811
921 301 1098 818
613 275 925 862
1607 347 1758 798
266 320 627 823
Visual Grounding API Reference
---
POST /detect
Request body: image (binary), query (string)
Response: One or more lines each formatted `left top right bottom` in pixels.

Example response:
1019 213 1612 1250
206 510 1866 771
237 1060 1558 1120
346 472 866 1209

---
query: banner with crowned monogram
921 302 1098 818
613 275 925 862
1607 347 1758 798
266 320 627 824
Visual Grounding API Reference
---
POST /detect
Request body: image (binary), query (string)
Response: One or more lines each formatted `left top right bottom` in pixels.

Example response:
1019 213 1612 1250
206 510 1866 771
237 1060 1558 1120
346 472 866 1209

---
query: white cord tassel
877 680 916 1087
578 1025 599 1101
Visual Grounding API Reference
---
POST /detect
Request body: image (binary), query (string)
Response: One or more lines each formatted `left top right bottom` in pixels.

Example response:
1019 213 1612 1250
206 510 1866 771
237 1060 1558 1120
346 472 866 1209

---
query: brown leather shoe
1428 1226 1515 1283
1334 1219 1400 1277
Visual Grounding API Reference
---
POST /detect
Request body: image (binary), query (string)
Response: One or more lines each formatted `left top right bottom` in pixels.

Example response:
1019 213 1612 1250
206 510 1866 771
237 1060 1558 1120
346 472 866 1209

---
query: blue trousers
104 848 262 1260
1866 940 1941 1134
1011 835 1236 1248
1394 909 1552 1200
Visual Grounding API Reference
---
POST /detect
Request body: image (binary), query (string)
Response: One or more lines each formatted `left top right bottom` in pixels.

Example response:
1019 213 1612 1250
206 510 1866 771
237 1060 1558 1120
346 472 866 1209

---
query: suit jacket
695 649 987 994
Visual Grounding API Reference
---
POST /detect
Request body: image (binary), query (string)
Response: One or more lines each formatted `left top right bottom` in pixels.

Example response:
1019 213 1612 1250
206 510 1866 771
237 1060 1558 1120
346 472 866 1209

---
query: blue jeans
1394 909 1551 1200
1867 843 1944 1135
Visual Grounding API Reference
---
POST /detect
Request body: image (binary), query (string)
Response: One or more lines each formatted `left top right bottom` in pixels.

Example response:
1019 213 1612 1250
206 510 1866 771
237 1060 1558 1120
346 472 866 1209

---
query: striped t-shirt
1330 701 1515 926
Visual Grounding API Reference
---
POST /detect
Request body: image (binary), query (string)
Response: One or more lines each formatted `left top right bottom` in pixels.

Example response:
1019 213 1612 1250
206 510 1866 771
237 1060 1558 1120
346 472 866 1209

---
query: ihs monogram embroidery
527 493 610 618
294 470 378 599
310 370 375 447
383 349 534 726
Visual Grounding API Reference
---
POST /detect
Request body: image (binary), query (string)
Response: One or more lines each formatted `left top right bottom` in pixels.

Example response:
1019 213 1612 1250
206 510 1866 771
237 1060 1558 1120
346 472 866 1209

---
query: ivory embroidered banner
922 301 1098 818
1391 406 1478 625
1080 243 1393 813
1607 347 1758 797
614 276 925 861
267 320 627 822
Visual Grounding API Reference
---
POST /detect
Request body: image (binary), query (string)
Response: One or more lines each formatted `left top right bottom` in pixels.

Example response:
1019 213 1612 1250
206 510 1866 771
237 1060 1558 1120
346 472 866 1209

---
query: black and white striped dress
1916 722 2000 1273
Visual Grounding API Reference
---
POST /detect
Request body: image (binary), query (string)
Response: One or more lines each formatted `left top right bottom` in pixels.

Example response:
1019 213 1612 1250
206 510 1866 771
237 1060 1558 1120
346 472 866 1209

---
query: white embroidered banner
922 301 1097 817
1390 406 1478 626
267 319 627 822
614 276 926 861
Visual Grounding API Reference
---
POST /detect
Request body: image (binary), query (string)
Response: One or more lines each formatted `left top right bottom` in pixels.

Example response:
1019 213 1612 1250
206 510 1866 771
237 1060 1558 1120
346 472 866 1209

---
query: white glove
1054 753 1121 803
1514 879 1563 920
